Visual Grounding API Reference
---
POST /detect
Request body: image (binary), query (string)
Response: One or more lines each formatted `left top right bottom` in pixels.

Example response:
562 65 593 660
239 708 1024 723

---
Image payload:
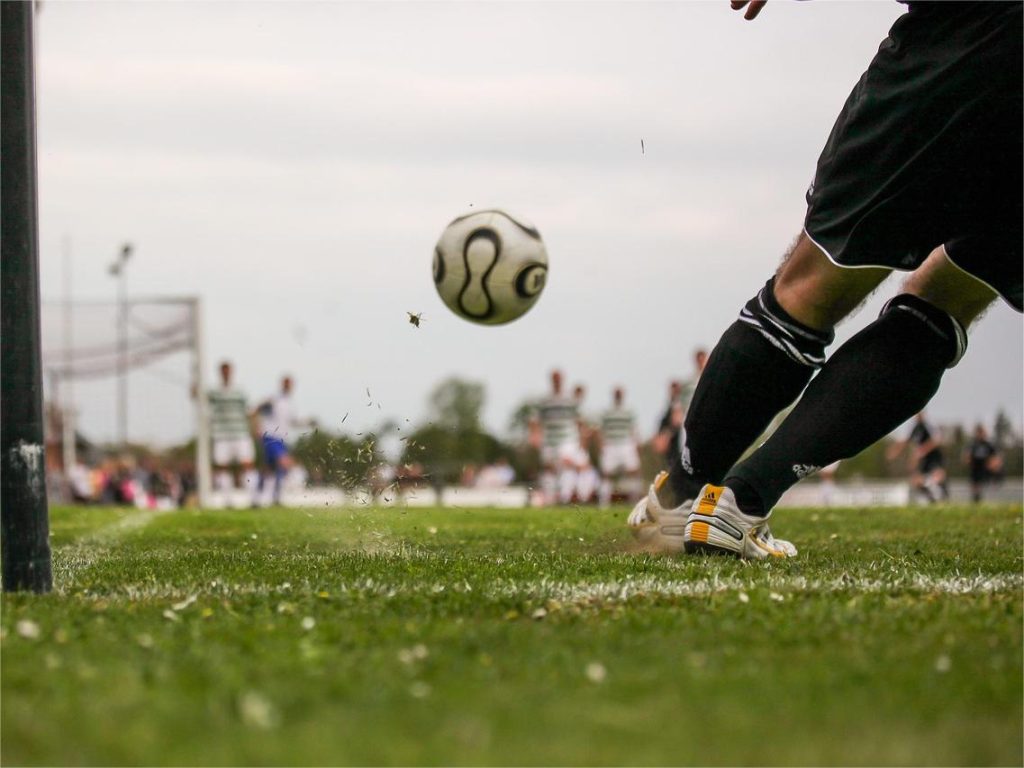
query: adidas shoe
683 484 797 559
627 471 690 554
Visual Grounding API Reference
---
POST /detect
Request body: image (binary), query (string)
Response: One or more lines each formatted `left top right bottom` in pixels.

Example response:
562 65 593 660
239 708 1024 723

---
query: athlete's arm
731 0 767 21
527 414 542 449
670 402 683 429
885 438 908 461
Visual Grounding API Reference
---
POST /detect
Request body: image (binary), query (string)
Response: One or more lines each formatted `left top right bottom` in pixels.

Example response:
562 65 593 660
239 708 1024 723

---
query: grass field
2 502 1022 766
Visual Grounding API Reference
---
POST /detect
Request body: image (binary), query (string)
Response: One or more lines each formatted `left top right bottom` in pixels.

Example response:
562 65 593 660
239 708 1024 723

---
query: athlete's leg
724 246 995 516
272 452 293 506
577 464 599 504
540 468 557 506
911 470 934 504
241 460 260 503
664 233 887 504
214 468 232 491
929 465 950 501
558 464 577 505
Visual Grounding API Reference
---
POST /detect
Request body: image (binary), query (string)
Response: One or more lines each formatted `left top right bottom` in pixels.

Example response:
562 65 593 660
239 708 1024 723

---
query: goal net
40 297 212 506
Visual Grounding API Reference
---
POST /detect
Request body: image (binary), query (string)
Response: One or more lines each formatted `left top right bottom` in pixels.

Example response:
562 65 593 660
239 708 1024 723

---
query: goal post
41 295 214 509
2 0 53 593
191 298 213 507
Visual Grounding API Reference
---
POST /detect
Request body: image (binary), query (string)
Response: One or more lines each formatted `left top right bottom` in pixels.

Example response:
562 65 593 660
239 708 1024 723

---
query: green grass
2 503 1022 766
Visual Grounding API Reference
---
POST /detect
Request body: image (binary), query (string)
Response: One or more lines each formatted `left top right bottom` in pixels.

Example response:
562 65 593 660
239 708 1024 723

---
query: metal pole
62 236 76 488
192 298 213 507
117 247 129 448
1 0 53 593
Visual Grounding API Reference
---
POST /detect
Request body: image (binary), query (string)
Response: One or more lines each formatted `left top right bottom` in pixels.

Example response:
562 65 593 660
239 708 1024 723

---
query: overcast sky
35 0 1023 449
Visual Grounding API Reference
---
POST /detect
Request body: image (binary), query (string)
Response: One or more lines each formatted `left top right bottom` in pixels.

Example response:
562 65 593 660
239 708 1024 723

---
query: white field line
56 572 1023 602
54 507 176 583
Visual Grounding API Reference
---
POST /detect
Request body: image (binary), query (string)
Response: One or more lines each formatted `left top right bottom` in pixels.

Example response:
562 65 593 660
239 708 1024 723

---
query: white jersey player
208 361 258 505
528 370 581 505
598 387 642 506
255 375 302 506
572 384 599 504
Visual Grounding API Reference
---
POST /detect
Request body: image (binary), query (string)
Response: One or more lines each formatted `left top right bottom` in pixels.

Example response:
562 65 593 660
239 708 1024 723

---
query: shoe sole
683 514 744 557
683 540 741 557
631 521 686 554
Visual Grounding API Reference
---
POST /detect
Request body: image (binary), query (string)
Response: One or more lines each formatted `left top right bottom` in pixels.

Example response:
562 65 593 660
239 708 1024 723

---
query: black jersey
908 420 935 448
967 439 998 475
909 420 944 472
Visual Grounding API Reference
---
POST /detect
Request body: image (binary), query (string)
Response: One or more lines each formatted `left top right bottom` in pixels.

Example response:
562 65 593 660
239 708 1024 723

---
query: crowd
63 455 194 510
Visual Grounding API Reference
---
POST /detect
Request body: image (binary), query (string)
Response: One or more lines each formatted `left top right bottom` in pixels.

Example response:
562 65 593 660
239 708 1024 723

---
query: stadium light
109 242 133 449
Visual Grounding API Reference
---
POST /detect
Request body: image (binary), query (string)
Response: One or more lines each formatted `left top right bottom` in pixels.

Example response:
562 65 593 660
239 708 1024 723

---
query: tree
399 377 511 485
507 397 539 443
292 428 381 490
993 409 1016 448
429 377 485 432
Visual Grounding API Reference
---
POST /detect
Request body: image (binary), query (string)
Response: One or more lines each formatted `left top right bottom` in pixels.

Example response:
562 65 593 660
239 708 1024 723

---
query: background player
597 387 642 507
652 350 707 469
818 460 841 507
631 0 1021 558
963 423 1003 503
207 361 258 507
666 348 708 478
572 383 600 504
255 374 300 506
887 412 949 504
651 379 683 464
528 370 581 506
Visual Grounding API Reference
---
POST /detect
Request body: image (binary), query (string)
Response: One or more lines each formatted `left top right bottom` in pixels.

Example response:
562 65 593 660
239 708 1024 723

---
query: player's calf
724 293 969 518
664 276 835 507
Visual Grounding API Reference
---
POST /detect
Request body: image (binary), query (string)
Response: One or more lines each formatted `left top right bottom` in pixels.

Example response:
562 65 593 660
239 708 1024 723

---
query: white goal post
40 296 212 507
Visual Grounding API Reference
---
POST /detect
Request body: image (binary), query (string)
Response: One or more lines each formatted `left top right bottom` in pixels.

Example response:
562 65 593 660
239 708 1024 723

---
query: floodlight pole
1 0 53 593
191 298 213 508
62 236 77 484
110 243 132 449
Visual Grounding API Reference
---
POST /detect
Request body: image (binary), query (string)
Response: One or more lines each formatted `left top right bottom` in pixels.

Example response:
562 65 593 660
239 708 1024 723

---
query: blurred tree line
834 409 1022 480
291 377 535 488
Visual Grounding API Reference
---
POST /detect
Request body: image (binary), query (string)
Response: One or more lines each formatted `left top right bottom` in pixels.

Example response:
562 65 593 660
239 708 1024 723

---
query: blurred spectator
477 458 515 488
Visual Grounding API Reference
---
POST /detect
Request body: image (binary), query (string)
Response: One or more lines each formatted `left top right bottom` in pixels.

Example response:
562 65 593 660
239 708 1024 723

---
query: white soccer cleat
684 484 797 559
627 471 690 554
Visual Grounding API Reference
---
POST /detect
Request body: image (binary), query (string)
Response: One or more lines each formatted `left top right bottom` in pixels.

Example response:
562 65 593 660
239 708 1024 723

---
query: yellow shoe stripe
690 521 710 543
695 485 724 516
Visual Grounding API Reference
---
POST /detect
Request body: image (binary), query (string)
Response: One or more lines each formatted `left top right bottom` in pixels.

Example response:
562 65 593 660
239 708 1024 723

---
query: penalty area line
54 572 1023 602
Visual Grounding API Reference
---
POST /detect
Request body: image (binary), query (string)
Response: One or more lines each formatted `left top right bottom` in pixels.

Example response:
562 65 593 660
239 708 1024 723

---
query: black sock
663 278 833 506
725 294 968 515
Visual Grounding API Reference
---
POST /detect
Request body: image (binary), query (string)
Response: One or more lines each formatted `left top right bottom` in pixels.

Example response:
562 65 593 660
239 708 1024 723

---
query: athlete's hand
731 0 767 20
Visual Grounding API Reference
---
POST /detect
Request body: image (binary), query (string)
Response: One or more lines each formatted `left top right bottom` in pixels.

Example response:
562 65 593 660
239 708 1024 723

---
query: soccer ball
432 209 548 325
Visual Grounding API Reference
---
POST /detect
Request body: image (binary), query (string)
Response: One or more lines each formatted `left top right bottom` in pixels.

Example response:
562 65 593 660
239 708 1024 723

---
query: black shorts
969 465 993 484
917 449 945 475
804 2 1023 311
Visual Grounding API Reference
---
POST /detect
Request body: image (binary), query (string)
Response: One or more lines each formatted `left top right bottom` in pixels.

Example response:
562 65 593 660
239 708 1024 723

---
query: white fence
205 478 1021 510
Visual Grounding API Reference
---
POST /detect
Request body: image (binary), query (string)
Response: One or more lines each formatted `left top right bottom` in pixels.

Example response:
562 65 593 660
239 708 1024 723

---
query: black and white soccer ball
432 209 548 325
